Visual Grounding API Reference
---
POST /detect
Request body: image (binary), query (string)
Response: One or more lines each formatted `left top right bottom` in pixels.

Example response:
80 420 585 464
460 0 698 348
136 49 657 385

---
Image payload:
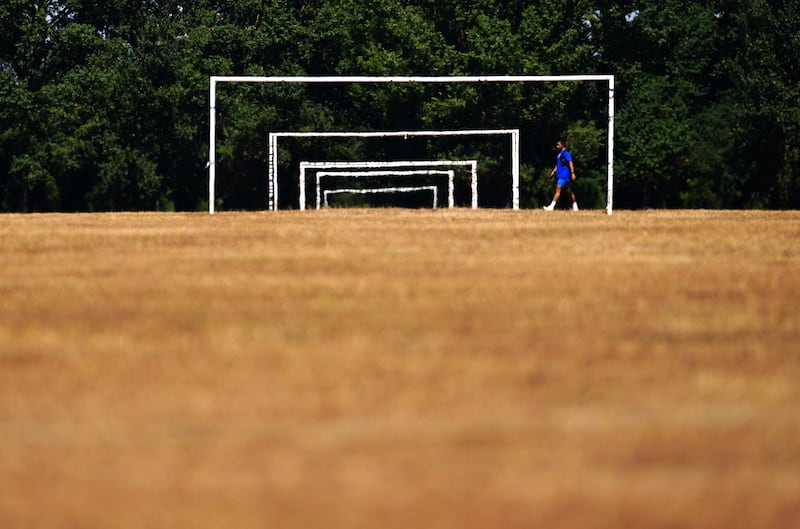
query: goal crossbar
208 75 615 214
316 170 455 209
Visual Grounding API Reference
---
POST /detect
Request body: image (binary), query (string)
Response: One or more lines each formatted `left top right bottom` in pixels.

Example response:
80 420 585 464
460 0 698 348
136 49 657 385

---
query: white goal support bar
301 160 477 210
324 186 439 210
208 75 615 214
278 130 517 211
315 170 455 210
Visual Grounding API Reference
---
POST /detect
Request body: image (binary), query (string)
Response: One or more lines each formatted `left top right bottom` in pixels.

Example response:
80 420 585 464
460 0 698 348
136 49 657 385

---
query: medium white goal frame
316 170 455 209
301 160 478 210
278 130 516 211
208 75 615 214
324 186 439 209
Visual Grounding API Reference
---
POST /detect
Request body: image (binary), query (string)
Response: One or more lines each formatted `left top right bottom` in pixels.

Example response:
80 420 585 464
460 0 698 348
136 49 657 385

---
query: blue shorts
557 177 572 187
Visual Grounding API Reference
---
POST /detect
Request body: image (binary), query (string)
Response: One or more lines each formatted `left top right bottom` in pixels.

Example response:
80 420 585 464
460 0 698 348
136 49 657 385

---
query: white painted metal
323 186 439 210
212 75 614 84
607 77 615 215
300 160 478 211
208 75 614 214
273 129 516 211
315 170 455 210
208 80 217 215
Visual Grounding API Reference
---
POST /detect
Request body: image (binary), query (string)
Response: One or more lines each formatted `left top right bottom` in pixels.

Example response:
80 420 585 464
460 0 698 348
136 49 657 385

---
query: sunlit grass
1 209 799 528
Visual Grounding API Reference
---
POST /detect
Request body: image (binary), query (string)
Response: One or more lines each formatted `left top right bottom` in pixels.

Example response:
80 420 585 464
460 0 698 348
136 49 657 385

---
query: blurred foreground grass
1 209 798 529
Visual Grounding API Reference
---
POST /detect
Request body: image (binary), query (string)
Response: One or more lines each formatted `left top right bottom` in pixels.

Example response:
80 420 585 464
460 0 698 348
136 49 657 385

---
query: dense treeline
1 1 798 211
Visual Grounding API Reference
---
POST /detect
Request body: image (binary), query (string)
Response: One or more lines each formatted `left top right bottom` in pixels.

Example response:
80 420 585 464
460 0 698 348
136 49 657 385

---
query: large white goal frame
208 75 615 214
277 130 516 211
316 170 455 209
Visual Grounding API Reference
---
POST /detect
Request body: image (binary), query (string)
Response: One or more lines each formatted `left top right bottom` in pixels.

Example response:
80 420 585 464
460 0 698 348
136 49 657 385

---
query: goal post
208 75 615 214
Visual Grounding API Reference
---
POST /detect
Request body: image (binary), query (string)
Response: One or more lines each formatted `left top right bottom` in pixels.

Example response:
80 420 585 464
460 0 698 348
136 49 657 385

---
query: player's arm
569 160 576 180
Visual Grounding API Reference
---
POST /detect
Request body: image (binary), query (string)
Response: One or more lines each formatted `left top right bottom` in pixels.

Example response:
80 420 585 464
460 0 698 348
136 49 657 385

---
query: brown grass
1 209 799 528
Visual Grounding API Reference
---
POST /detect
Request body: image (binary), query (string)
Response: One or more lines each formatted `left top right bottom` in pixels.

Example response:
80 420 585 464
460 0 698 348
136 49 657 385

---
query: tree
709 0 800 208
2 0 798 211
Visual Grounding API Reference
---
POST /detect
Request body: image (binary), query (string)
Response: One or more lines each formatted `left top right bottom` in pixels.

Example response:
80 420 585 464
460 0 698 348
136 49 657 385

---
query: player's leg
565 184 578 211
544 184 562 211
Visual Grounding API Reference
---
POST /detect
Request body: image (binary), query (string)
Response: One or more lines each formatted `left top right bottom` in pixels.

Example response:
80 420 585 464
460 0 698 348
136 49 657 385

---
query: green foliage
1 0 799 211
87 145 162 211
566 121 605 209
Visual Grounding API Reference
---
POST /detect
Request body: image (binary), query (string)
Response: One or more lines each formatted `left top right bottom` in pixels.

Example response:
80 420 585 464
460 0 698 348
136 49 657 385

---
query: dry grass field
1 208 799 528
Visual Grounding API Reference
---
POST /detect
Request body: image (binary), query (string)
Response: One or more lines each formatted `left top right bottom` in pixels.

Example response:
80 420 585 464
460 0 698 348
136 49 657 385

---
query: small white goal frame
208 75 615 214
316 170 455 209
324 186 438 209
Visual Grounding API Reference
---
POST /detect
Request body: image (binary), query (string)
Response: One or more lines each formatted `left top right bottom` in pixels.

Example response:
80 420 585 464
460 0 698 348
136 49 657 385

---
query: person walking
543 139 578 211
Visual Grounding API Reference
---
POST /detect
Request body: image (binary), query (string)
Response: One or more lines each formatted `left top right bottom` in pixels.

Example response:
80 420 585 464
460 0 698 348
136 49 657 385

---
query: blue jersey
556 149 573 180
